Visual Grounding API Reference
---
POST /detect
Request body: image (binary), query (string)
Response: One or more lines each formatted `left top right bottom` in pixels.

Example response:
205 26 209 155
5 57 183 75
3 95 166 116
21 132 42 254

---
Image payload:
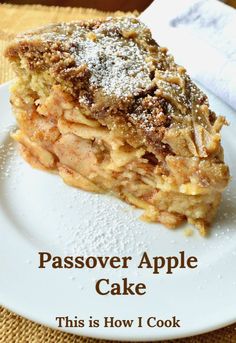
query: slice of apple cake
5 17 230 235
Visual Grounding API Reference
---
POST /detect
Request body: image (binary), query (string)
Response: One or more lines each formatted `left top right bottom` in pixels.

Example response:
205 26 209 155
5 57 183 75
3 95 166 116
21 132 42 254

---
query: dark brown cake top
6 17 223 160
69 18 153 98
9 17 158 99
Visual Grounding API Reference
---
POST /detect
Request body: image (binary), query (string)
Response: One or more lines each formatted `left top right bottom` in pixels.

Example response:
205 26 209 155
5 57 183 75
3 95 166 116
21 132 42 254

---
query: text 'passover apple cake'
5 17 230 235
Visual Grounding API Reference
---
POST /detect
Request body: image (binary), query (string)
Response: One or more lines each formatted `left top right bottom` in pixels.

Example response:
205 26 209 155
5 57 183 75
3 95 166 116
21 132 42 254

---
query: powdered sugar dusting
25 17 153 98
69 17 153 98
0 126 18 181
54 190 148 255
72 35 152 98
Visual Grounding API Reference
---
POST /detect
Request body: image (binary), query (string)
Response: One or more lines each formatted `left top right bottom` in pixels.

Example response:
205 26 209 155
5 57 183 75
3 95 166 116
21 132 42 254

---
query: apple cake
5 17 230 235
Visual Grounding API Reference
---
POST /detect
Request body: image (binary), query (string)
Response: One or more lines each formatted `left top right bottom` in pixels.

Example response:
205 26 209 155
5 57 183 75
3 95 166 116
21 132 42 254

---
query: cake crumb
184 227 194 237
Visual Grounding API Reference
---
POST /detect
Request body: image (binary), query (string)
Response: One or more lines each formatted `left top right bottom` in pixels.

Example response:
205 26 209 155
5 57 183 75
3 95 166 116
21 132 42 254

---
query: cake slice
5 17 230 235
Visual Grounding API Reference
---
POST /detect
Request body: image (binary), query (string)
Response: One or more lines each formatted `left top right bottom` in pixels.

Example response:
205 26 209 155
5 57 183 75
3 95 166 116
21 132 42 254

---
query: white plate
0 81 236 341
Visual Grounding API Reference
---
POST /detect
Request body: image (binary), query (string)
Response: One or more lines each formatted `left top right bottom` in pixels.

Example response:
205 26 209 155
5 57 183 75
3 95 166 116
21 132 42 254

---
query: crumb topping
71 31 152 98
5 17 227 159
14 17 154 98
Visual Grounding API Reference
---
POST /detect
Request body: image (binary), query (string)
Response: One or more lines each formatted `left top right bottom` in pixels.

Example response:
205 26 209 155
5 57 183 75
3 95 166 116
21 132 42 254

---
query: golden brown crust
5 16 228 164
